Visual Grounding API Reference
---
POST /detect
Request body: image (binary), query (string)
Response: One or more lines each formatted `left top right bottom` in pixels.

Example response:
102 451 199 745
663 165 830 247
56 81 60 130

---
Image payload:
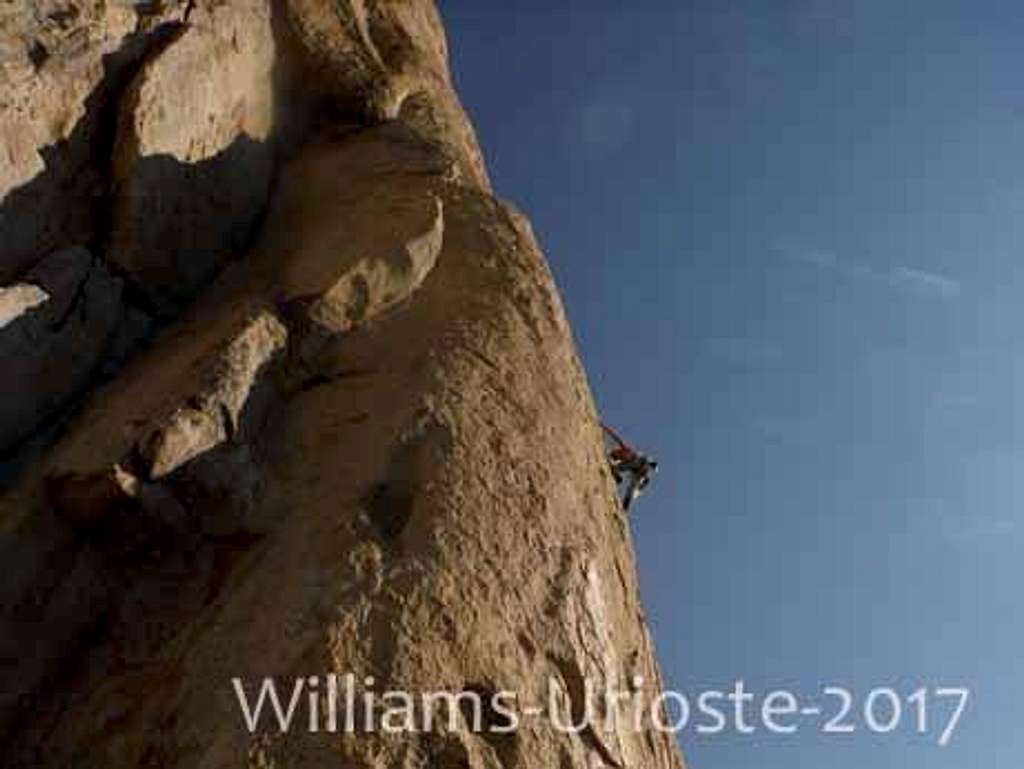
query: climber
601 423 658 511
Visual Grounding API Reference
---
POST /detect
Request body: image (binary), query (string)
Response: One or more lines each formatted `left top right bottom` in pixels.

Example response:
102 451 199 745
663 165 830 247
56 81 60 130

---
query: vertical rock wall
0 3 686 768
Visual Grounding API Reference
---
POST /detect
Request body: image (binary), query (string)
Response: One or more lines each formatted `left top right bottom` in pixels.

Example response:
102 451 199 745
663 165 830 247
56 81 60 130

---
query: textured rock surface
108 0 277 313
0 3 685 769
0 0 192 281
0 246 142 455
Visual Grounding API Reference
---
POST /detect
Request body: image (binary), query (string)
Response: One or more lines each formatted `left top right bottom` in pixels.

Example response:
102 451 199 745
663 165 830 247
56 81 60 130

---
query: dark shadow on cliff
0 0 383 474
105 136 274 314
0 134 274 492
0 2 393 762
0 0 318 485
0 17 187 283
0 347 286 761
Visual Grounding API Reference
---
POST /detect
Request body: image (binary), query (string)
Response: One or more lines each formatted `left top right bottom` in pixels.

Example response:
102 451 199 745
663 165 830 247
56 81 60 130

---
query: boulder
108 0 277 313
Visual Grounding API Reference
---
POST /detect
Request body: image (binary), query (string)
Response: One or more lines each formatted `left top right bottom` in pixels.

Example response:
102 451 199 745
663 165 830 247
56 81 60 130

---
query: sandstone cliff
0 3 685 768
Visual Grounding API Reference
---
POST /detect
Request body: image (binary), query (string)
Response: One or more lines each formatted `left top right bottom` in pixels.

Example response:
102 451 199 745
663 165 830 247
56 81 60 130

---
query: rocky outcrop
0 246 145 456
0 1 192 282
108 0 277 313
0 3 685 769
276 0 489 187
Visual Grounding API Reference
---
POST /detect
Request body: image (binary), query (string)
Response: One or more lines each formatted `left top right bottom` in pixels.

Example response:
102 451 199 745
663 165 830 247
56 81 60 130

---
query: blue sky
441 1 1021 766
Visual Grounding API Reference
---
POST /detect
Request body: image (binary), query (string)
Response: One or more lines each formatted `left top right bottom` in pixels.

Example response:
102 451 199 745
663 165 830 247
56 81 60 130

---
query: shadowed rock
107 0 277 314
0 246 140 456
0 1 192 281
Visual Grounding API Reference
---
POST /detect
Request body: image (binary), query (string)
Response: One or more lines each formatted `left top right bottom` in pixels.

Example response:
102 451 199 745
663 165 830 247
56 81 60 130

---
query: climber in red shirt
602 423 658 511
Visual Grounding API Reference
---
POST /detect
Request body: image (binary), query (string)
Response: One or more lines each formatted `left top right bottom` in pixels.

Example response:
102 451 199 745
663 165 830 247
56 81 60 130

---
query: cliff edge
0 3 686 768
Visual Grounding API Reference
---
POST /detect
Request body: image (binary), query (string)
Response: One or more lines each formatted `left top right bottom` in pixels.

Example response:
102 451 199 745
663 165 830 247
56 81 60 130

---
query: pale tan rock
0 283 49 328
261 127 448 353
38 127 452 490
0 1 136 198
139 310 289 480
108 0 277 312
0 4 686 769
279 0 491 188
0 1 191 280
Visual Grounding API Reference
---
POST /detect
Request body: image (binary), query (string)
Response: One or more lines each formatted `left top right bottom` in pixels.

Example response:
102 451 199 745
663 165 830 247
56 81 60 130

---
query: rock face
0 1 192 282
0 246 145 456
0 3 685 769
107 0 277 314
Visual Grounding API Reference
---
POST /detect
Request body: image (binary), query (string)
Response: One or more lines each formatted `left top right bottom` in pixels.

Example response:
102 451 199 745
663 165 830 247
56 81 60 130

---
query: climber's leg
622 476 640 510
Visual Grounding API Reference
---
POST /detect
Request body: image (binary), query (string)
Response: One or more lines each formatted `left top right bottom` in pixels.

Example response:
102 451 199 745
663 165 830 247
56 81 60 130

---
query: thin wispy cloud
947 519 1017 546
928 391 979 414
778 243 962 300
904 500 1019 550
888 266 961 298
